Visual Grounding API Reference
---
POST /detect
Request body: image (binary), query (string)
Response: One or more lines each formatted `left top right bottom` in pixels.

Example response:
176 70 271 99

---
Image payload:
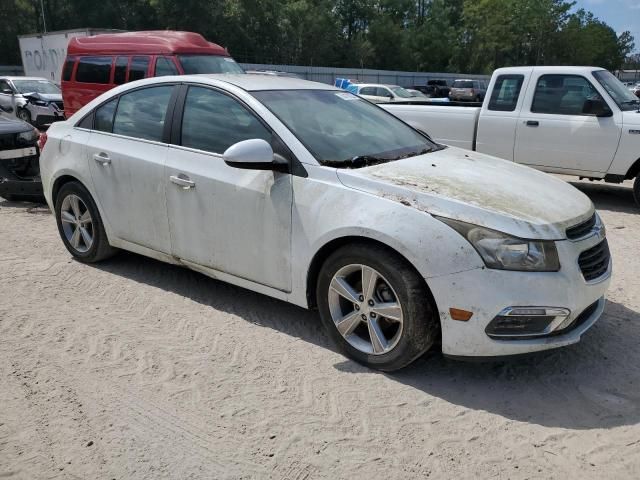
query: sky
575 0 640 49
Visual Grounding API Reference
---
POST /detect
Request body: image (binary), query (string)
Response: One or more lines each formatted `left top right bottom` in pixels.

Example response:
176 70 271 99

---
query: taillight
37 131 48 151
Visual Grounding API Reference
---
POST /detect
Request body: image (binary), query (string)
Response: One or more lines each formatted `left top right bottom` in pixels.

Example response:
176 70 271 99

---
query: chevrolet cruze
39 75 611 370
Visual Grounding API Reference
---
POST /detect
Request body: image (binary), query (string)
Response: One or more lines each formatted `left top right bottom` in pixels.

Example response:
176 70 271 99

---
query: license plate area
0 147 37 160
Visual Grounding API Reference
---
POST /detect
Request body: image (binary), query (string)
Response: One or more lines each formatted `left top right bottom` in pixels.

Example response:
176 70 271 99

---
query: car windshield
252 90 440 167
391 87 412 98
593 70 640 111
13 79 60 94
177 55 245 74
453 80 473 88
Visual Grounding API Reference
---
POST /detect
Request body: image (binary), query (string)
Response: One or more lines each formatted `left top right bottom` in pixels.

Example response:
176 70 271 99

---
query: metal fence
239 63 490 86
1 62 489 87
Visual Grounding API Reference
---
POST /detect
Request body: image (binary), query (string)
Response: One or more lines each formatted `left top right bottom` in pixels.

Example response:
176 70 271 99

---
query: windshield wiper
324 147 442 169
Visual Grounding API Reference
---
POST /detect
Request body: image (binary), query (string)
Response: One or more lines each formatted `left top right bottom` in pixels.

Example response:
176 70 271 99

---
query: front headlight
438 218 560 272
32 100 48 106
18 128 39 143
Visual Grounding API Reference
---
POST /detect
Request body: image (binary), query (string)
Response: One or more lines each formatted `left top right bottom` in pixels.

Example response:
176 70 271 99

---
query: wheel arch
305 235 439 315
51 174 84 207
625 157 640 180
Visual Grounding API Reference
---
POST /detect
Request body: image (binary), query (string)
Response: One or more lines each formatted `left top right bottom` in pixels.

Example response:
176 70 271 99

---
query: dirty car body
0 115 42 200
40 75 611 368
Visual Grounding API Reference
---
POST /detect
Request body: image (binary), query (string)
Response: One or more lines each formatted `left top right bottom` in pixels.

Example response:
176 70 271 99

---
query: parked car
355 84 424 103
40 74 610 370
61 30 244 117
382 66 640 206
0 115 42 201
406 88 429 98
0 76 65 127
449 79 487 102
631 84 640 98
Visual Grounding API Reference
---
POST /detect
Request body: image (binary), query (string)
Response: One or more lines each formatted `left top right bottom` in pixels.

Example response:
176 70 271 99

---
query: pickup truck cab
382 66 640 205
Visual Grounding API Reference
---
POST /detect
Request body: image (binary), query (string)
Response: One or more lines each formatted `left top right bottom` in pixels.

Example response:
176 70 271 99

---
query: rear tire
316 243 439 371
634 176 640 208
54 181 117 263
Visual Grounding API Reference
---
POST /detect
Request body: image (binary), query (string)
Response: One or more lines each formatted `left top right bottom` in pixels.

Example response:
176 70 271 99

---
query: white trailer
18 29 120 83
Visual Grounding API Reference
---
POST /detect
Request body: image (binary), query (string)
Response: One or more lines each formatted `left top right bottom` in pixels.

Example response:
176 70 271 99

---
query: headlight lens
18 128 39 143
438 218 560 272
32 100 48 106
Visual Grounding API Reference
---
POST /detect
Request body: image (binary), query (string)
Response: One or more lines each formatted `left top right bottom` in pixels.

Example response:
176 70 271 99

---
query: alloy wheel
327 264 404 355
60 194 94 253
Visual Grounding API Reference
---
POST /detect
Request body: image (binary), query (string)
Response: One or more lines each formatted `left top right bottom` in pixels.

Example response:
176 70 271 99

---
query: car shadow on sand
93 251 640 431
335 298 640 431
569 181 637 214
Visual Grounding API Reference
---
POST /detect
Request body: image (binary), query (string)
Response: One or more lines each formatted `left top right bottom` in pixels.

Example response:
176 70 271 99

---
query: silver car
0 77 65 127
449 79 487 102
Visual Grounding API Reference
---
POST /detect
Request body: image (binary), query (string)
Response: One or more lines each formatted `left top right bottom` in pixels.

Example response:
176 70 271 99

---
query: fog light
486 307 570 339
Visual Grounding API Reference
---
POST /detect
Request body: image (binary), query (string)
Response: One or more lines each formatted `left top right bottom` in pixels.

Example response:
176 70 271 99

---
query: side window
376 87 391 97
76 112 94 129
531 74 604 115
113 86 174 141
0 80 12 92
155 57 179 77
75 56 112 84
180 86 272 154
94 98 118 132
488 74 524 112
359 87 375 96
113 56 128 85
62 58 75 81
129 56 150 82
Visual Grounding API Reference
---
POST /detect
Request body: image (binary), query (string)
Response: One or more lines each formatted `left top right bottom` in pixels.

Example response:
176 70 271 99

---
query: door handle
526 120 539 127
93 152 111 165
170 174 195 189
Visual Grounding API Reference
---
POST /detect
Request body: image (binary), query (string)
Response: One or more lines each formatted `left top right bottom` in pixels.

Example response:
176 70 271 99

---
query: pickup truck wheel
316 243 439 371
634 176 640 207
55 181 117 263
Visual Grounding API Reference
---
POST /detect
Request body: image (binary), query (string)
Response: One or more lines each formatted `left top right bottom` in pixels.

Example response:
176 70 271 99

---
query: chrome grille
578 239 610 281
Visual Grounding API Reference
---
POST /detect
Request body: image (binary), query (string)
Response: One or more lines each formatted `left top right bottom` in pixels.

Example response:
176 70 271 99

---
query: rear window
453 80 474 89
177 55 244 74
62 58 75 81
129 56 150 82
76 56 112 84
488 75 524 112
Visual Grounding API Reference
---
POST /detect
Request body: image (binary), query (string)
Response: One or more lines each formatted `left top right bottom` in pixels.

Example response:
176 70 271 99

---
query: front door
87 85 175 253
515 73 621 174
165 85 293 291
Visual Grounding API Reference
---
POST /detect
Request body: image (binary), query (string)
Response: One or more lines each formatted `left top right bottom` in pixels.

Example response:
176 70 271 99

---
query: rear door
164 85 293 291
515 73 621 174
87 84 176 253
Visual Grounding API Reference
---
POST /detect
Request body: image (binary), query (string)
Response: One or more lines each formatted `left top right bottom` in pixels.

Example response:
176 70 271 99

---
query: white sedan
39 75 611 370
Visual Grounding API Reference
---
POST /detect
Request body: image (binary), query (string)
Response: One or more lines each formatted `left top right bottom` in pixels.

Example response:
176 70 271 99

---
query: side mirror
583 98 612 117
223 139 289 172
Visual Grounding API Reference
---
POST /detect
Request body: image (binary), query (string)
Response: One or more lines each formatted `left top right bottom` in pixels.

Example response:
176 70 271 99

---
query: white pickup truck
382 66 640 205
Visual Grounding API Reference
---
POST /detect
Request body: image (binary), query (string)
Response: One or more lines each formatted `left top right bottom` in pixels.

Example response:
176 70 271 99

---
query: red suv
61 31 244 117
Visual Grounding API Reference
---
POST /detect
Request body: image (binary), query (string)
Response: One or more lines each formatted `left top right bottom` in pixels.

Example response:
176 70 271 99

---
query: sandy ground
0 178 639 479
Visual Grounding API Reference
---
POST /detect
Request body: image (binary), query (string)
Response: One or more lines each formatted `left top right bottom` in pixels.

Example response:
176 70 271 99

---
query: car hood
0 115 33 134
25 92 62 102
336 147 594 240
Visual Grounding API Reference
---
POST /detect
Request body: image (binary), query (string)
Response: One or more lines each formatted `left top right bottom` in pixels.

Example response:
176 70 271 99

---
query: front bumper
28 105 65 127
427 233 611 357
0 149 43 198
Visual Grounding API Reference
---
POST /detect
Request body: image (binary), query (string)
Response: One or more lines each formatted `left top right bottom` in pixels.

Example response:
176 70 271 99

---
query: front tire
55 181 117 263
634 176 640 208
316 243 439 371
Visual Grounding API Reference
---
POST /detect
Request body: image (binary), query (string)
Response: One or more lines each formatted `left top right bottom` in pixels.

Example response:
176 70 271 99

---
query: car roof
67 31 229 56
173 74 338 91
357 83 400 88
